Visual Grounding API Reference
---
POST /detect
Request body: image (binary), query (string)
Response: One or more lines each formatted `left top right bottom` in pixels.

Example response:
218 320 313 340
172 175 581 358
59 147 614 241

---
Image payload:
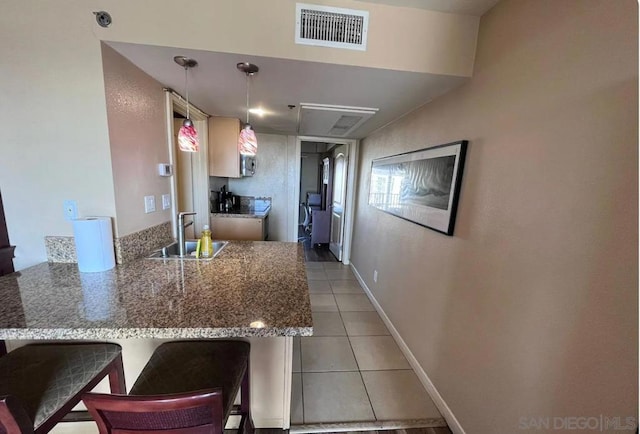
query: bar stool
83 340 252 434
0 343 125 433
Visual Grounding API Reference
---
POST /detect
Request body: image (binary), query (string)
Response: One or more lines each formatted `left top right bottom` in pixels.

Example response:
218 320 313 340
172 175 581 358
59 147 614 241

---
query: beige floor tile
301 336 358 372
306 269 328 281
350 336 411 370
335 294 375 312
341 311 390 336
302 372 375 423
309 294 338 312
307 280 332 293
311 312 347 336
330 280 364 294
305 262 325 269
325 268 356 280
291 373 304 424
293 336 301 373
323 262 350 270
362 370 442 420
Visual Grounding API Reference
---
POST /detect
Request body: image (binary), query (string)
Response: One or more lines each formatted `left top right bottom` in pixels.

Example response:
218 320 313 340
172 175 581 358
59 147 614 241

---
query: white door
329 152 347 260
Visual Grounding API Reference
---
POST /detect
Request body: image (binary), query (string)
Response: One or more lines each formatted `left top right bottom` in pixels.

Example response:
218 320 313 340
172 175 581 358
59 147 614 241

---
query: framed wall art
368 140 468 236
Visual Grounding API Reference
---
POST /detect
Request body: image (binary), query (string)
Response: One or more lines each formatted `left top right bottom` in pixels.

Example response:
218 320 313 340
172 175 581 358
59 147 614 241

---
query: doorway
329 149 347 261
294 137 357 264
164 91 209 239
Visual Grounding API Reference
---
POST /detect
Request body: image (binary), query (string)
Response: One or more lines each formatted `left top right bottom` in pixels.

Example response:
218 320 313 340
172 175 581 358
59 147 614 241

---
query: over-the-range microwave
240 154 255 177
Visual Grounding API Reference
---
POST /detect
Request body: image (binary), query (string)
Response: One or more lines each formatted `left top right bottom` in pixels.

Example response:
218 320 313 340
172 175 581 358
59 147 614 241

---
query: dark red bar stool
0 343 125 433
83 340 253 434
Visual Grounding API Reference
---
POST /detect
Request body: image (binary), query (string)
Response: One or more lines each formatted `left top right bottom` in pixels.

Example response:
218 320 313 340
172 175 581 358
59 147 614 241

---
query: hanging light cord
245 72 250 125
184 65 190 120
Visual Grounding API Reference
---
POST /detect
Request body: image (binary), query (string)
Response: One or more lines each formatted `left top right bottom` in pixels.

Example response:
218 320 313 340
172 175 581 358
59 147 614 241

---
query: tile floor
291 261 446 430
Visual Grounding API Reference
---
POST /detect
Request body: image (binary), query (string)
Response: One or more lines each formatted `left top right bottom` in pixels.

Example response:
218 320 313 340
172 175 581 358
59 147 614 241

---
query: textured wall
350 1 638 433
229 134 297 241
102 43 172 237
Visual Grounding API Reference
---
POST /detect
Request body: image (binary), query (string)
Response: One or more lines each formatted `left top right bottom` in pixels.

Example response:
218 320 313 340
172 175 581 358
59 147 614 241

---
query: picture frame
368 140 468 236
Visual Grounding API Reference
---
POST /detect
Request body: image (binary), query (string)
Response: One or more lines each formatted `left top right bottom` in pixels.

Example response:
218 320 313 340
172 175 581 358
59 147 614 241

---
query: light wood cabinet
208 116 241 178
211 216 267 241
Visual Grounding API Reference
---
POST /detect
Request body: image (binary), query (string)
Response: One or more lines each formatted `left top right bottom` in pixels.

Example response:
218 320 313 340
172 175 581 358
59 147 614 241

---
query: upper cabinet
208 117 241 178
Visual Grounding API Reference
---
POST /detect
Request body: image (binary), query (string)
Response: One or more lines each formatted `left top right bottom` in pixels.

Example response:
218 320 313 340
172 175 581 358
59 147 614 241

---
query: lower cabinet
211 216 267 241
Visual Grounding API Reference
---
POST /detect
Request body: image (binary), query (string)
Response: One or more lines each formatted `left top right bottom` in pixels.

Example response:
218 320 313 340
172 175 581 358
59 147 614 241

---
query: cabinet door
211 217 264 241
208 117 241 177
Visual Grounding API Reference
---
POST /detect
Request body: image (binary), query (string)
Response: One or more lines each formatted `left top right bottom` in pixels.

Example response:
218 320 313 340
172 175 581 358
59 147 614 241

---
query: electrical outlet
144 195 156 213
63 200 78 220
373 270 378 283
162 194 171 210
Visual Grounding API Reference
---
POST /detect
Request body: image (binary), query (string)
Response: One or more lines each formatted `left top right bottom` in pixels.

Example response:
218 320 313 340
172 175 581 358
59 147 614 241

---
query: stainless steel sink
146 240 228 260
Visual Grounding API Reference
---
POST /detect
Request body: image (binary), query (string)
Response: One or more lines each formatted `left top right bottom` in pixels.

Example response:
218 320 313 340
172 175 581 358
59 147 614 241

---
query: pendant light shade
237 62 259 156
175 56 199 153
238 124 258 155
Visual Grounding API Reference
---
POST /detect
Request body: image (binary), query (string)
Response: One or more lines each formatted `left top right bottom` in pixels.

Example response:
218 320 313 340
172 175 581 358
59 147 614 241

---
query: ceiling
355 0 500 16
109 42 469 139
106 1 501 140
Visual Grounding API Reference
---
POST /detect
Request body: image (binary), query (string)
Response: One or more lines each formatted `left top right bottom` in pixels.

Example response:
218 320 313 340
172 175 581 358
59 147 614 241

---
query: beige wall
102 44 172 237
228 134 298 241
93 0 478 76
0 1 116 270
350 1 638 433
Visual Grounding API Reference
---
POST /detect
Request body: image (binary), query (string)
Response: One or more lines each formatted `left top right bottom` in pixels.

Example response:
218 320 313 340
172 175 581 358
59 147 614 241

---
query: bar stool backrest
83 389 224 434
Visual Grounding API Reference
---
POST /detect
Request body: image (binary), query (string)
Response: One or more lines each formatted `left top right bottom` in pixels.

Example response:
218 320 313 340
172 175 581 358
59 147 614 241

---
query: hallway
291 261 450 432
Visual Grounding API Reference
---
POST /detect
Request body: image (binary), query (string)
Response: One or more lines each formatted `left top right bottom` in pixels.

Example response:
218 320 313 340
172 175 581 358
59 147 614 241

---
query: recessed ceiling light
249 108 266 117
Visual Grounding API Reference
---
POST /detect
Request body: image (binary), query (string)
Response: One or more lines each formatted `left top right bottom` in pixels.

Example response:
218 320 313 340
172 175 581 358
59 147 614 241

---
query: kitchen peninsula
0 241 311 429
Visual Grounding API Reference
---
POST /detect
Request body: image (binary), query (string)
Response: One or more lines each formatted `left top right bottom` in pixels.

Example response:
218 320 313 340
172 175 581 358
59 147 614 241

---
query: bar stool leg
108 353 126 394
239 358 254 434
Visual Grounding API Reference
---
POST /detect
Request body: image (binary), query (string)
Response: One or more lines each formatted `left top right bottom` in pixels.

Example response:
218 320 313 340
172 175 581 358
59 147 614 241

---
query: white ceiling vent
299 103 378 137
295 3 369 51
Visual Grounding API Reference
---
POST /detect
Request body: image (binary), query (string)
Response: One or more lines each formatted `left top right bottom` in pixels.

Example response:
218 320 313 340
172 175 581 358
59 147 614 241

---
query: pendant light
237 62 259 156
174 56 199 152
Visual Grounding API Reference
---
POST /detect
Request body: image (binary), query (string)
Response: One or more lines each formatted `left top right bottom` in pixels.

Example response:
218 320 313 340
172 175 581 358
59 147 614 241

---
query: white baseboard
349 264 466 434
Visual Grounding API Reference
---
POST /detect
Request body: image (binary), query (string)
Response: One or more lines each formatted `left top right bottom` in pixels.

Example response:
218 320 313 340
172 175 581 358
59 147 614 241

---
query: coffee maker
212 186 235 212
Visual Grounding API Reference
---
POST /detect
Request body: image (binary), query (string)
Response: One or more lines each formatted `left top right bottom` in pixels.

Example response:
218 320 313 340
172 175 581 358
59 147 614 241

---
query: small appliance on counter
211 186 238 212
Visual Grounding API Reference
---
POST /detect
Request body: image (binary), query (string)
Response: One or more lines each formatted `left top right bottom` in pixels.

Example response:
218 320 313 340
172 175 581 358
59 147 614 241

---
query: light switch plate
162 194 171 210
144 195 156 213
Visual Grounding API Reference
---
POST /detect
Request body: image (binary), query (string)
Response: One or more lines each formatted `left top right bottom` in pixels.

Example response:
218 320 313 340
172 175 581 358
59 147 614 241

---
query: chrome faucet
177 212 196 257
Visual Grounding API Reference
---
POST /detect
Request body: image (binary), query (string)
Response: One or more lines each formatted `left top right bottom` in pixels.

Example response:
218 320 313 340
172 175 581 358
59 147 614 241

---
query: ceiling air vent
295 3 369 51
299 104 379 137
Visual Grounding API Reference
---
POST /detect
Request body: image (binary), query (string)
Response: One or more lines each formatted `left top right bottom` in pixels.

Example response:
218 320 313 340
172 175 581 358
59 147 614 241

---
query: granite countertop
0 241 311 340
211 205 271 219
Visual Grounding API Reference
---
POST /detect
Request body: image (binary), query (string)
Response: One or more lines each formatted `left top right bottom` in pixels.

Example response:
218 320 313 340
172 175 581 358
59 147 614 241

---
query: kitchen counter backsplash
45 221 173 265
238 195 271 212
114 221 173 264
45 236 76 263
215 196 270 213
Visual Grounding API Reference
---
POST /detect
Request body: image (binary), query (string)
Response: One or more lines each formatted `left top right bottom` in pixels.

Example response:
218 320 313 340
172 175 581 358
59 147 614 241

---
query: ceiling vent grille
295 3 369 51
299 104 379 137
